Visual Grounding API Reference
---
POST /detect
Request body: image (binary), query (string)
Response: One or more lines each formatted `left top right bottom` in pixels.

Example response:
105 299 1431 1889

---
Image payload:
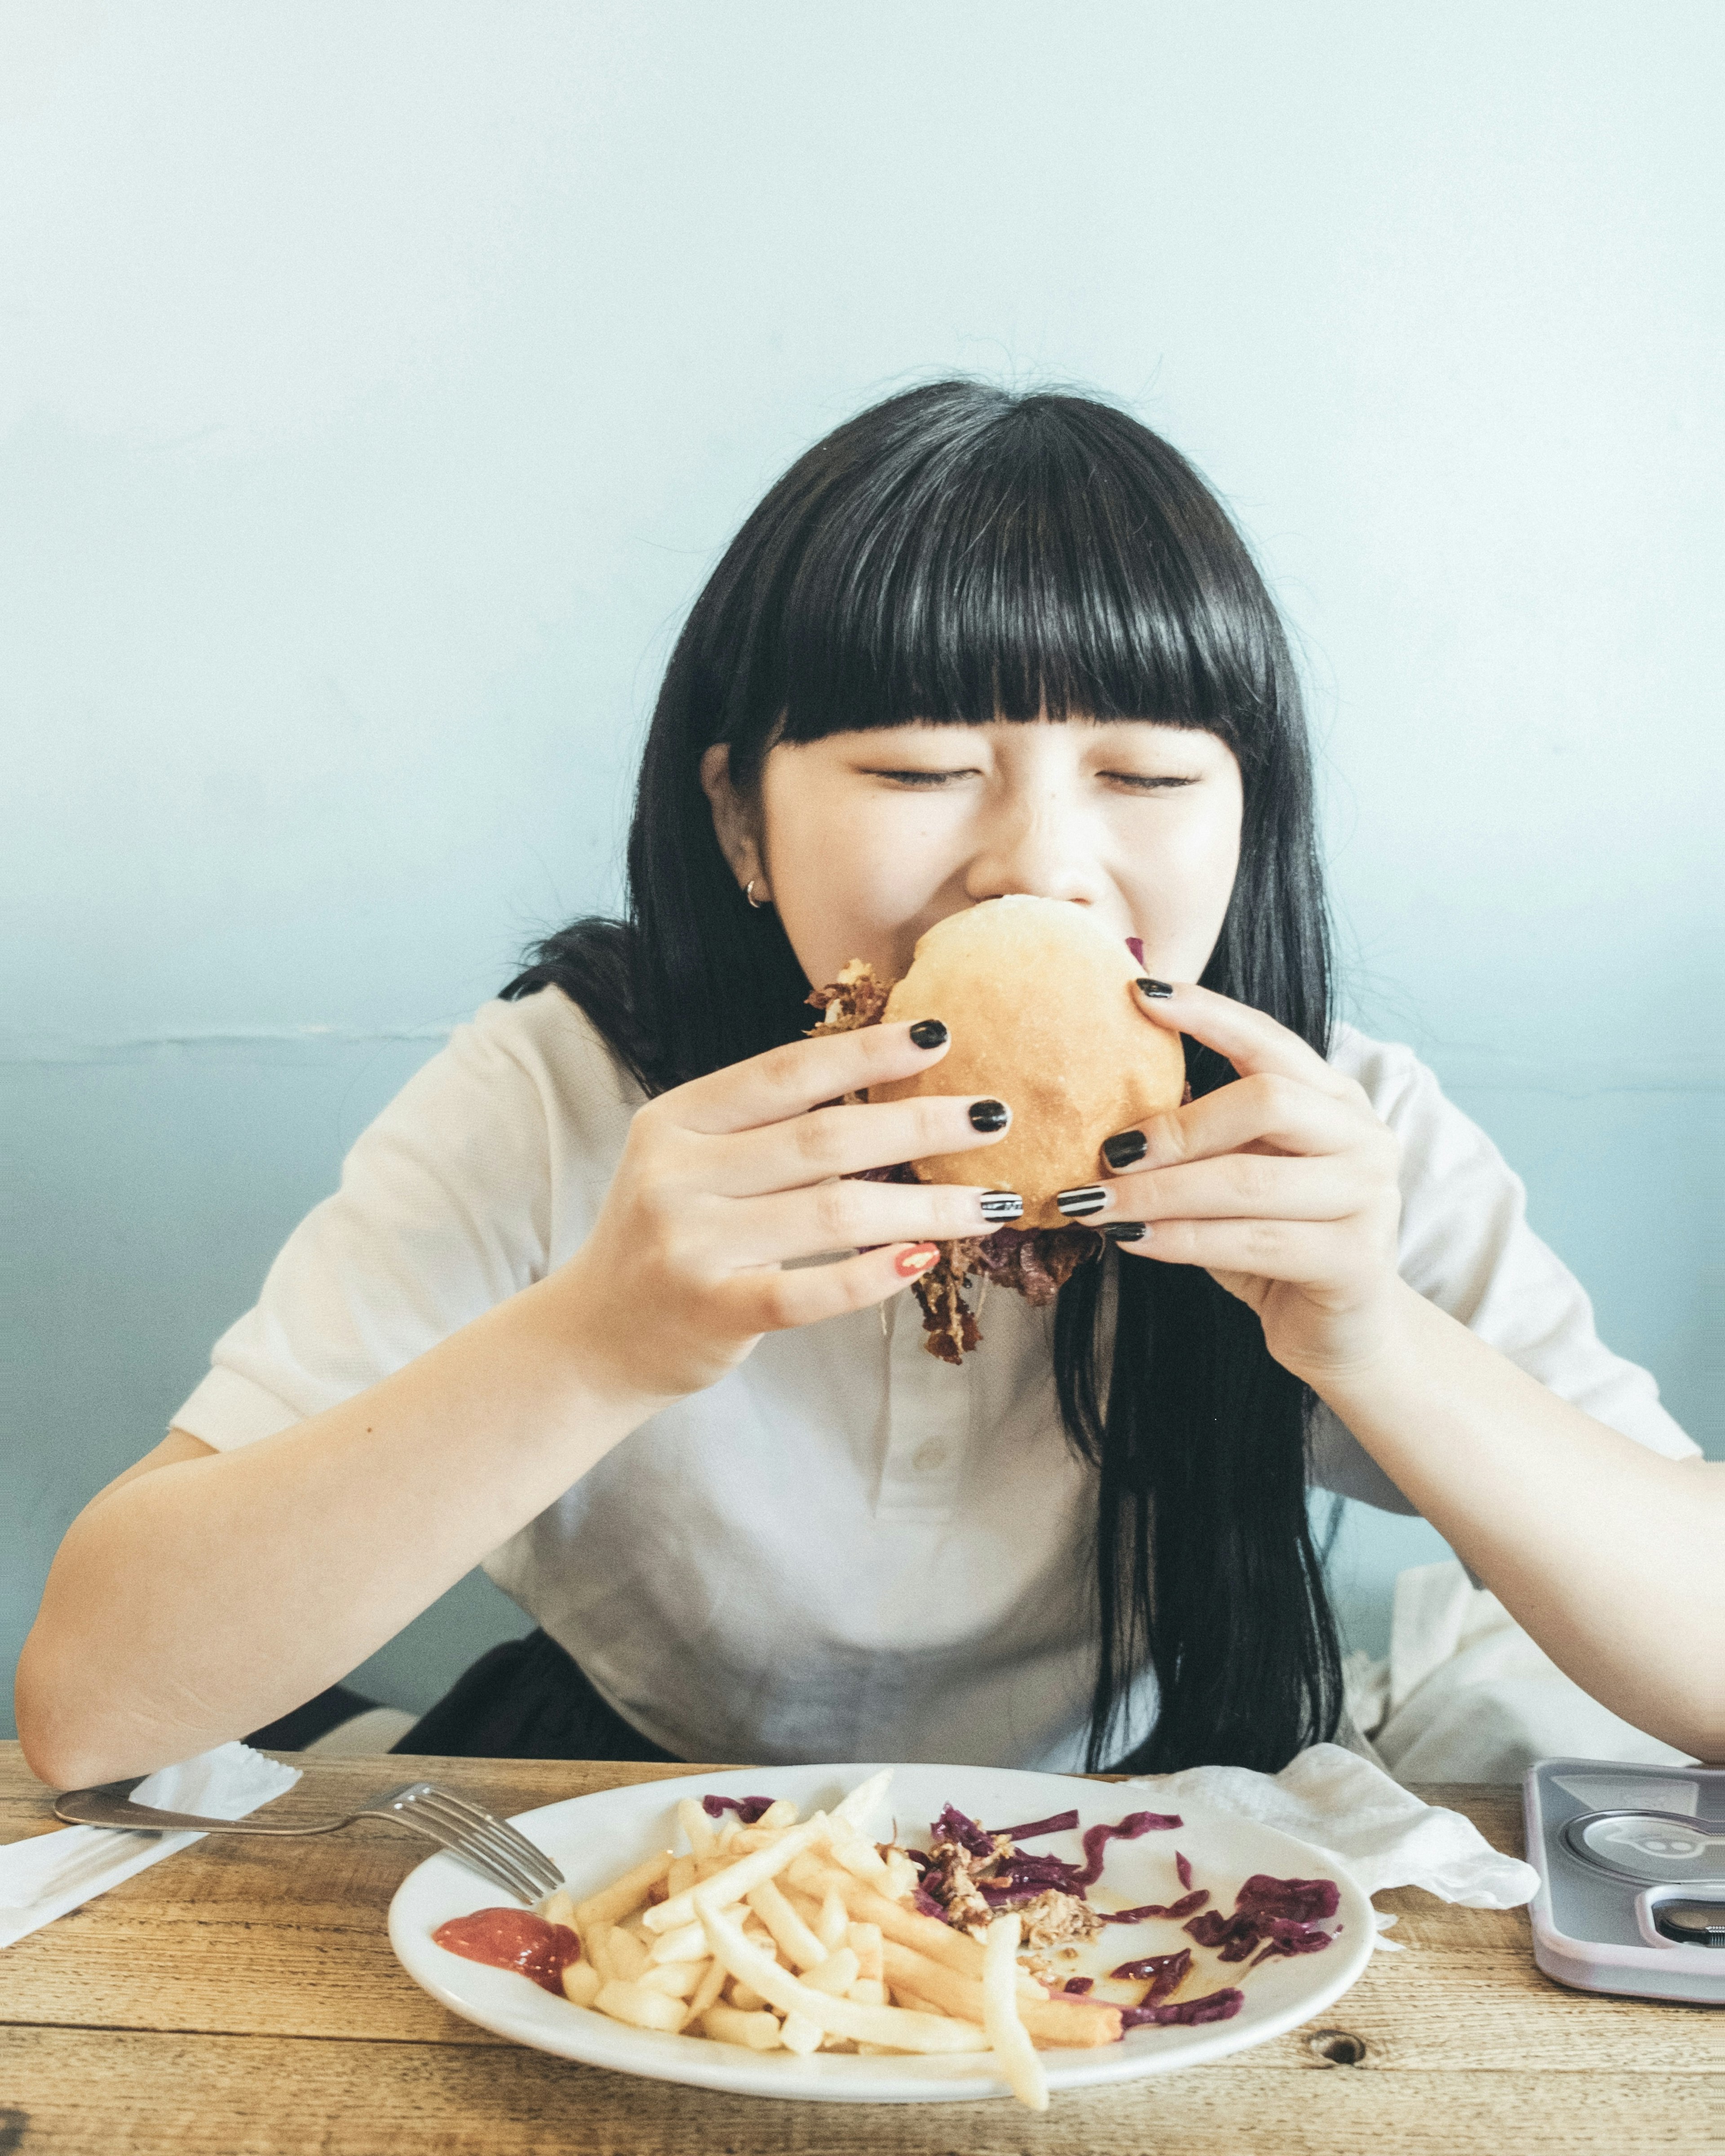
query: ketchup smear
433 1908 582 1995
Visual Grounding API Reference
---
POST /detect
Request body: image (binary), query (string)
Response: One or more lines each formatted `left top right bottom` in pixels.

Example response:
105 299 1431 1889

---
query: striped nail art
978 1191 1025 1222
1055 1184 1109 1219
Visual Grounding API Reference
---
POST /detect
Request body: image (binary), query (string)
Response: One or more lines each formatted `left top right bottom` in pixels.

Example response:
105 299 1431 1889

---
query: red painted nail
894 1244 941 1277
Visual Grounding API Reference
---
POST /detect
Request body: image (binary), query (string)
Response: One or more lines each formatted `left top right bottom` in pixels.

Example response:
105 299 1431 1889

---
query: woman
18 382 1718 1787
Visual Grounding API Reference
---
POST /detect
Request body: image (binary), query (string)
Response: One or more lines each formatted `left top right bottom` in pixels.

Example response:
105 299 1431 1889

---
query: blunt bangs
718 384 1285 774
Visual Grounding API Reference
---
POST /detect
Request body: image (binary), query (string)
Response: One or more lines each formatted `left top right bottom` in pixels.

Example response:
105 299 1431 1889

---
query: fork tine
373 1783 545 1903
418 1788 564 1894
422 1785 557 1874
365 1782 560 1903
407 1789 562 1898
387 1807 539 1904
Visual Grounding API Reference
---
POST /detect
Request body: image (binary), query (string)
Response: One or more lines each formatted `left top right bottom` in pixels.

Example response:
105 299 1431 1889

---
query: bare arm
17 1018 1015 1787
16 1285 677 1788
1091 982 1725 1762
1307 1282 1725 1757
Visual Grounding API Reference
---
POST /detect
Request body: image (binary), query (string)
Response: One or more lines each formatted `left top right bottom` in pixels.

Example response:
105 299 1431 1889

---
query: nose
962 764 1106 907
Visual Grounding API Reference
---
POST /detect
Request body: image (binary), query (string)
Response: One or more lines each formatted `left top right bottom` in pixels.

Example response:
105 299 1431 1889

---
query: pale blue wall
5 2 1721 1736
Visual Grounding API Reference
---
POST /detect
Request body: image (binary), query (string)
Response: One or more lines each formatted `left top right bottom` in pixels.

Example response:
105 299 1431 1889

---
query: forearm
1300 1281 1725 1758
16 1270 670 1787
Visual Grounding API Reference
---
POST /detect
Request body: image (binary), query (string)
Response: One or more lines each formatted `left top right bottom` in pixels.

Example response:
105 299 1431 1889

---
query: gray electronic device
1523 1758 1725 2005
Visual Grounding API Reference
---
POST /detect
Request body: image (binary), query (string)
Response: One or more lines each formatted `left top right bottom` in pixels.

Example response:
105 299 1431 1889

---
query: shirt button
912 1442 949 1473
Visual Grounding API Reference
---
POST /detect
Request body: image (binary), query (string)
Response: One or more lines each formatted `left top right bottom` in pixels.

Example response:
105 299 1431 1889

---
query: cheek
761 791 951 984
1124 802 1241 969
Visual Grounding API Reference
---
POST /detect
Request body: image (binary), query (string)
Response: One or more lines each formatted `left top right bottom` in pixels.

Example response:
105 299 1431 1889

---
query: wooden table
0 1745 1717 2152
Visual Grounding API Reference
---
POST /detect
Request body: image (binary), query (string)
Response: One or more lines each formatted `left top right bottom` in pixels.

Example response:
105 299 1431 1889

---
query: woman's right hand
555 1020 1017 1399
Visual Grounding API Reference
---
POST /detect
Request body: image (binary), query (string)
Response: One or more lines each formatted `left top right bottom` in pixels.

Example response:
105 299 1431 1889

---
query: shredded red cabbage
1175 1850 1194 1891
1237 1874 1340 1924
1121 1986 1243 2029
1184 1872 1339 1963
1058 1975 1094 1995
1125 936 1146 964
921 1803 1186 1917
701 1794 776 1824
1071 1811 1182 1889
978 1851 1093 1905
1109 1947 1191 2006
929 1804 998 1859
999 1810 1079 1841
1099 1888 1209 1923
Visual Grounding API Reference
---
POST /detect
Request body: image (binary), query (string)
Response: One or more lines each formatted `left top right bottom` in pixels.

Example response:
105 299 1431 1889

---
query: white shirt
171 990 1698 1770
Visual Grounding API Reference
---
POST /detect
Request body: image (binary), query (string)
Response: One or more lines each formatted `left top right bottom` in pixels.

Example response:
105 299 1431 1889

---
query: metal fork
53 1777 564 1906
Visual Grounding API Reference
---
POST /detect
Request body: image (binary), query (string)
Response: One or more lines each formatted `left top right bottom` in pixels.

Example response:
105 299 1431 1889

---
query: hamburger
808 896 1187 1362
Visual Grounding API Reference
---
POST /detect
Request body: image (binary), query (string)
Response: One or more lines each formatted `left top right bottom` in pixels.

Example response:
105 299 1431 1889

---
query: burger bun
869 897 1186 1228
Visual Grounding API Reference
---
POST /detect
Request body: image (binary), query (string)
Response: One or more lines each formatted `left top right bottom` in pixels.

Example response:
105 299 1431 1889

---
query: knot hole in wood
1308 2028 1368 2067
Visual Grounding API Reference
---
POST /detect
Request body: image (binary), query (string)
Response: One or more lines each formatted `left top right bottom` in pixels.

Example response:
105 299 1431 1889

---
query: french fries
696 1899 988 2054
687 1954 728 2019
677 1797 718 1863
700 2003 782 2050
561 1958 602 2009
509 1770 1123 2109
982 1914 1048 2112
594 1978 687 2033
644 1814 829 1935
795 1858 1046 2000
574 1849 674 1932
798 1946 859 1997
745 1878 828 1971
815 1888 849 1954
878 1939 1120 2047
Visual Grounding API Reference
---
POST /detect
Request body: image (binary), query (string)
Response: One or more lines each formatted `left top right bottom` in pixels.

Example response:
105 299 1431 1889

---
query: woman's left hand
1067 982 1405 1383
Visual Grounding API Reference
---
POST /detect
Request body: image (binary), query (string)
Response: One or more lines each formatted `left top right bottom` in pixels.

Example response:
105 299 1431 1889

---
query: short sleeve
1309 1029 1699 1511
170 990 638 1451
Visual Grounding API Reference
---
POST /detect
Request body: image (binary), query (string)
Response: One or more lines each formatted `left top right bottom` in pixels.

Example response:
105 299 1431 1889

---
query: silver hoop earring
745 878 771 910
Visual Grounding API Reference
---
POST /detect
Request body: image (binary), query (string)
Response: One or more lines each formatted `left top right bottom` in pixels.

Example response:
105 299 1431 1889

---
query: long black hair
506 381 1345 1772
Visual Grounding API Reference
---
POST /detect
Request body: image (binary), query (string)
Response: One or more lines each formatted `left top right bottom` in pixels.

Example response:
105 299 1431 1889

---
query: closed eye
1101 771 1200 791
864 768 980 788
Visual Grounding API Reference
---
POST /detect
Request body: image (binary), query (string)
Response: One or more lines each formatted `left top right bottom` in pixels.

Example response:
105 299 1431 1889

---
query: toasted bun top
869 897 1186 1228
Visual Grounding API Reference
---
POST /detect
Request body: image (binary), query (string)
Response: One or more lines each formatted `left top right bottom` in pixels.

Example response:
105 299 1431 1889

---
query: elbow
14 1625 130 1793
1645 1673 1725 1767
14 1630 85 1790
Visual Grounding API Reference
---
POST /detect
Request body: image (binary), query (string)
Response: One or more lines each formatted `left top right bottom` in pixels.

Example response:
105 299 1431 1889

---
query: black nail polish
1135 977 1174 999
1101 1129 1148 1170
968 1098 1009 1132
1056 1184 1109 1219
978 1190 1024 1221
909 1018 948 1050
1102 1221 1147 1243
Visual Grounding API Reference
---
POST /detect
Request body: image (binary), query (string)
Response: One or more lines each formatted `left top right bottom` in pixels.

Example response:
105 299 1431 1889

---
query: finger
1056 1152 1372 1228
1114 1215 1361 1282
669 1021 957 1136
1097 1071 1382 1179
717 1243 947 1334
701 1092 1014 1198
1130 980 1357 1100
724 1177 1024 1265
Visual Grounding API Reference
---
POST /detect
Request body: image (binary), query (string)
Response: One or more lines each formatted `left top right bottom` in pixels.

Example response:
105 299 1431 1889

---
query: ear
699 744 768 899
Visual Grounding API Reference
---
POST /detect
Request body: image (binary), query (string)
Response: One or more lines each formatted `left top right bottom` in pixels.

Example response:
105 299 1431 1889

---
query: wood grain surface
1 1746 1718 2154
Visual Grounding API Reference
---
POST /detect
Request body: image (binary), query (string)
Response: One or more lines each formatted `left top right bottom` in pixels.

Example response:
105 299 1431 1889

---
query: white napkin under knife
0 1741 301 1950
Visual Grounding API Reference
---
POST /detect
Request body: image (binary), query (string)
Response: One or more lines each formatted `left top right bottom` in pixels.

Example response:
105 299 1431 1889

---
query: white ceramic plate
389 1763 1375 2105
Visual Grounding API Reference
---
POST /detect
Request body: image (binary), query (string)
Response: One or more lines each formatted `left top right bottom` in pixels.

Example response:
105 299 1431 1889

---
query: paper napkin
0 1741 301 1950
